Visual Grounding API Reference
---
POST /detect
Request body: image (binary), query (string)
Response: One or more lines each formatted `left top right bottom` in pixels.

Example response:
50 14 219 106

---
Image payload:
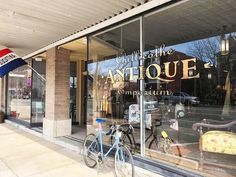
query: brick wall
45 47 70 120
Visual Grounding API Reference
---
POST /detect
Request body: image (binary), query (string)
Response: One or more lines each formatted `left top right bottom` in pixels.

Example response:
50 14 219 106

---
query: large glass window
87 20 140 147
85 1 236 176
7 61 32 123
143 0 236 176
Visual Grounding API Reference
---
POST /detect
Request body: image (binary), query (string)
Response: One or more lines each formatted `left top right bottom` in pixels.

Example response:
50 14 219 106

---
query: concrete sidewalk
0 123 162 177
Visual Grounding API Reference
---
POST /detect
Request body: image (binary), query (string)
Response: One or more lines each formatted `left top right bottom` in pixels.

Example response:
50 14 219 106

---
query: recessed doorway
62 38 87 140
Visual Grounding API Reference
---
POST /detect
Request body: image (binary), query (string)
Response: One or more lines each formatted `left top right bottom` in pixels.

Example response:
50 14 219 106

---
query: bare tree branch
187 37 220 66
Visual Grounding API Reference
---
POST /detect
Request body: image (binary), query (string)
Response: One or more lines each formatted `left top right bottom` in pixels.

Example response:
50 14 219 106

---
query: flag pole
27 64 46 82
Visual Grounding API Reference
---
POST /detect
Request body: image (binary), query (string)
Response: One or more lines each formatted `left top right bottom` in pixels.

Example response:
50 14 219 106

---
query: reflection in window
87 20 140 150
7 62 32 122
143 0 236 176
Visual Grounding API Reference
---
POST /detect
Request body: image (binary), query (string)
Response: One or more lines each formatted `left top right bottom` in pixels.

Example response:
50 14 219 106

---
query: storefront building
0 0 236 176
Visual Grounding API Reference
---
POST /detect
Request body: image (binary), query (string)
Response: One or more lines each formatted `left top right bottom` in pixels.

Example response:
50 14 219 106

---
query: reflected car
162 92 200 105
144 100 159 111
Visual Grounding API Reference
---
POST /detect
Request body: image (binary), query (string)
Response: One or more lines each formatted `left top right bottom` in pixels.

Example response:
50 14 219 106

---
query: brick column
43 47 71 138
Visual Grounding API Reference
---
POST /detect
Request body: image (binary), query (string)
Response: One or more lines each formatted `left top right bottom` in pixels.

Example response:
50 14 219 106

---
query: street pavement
0 123 162 177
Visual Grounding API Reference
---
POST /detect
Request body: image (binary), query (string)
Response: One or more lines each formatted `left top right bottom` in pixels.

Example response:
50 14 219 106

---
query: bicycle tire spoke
115 145 134 177
83 134 99 168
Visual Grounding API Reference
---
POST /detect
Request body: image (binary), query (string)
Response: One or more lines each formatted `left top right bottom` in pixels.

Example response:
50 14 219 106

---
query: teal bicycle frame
88 119 123 161
97 126 120 159
84 118 134 177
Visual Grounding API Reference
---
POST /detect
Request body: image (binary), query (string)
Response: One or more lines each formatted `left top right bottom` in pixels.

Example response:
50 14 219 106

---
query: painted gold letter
139 65 144 80
146 64 161 79
106 70 115 84
164 61 178 78
181 58 200 79
116 69 125 81
126 67 137 81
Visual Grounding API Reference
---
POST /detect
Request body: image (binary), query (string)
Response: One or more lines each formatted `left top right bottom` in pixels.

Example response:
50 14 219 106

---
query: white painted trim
23 0 172 59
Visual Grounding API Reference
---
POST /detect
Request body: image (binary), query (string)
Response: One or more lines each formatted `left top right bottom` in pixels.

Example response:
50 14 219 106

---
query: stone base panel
43 118 71 138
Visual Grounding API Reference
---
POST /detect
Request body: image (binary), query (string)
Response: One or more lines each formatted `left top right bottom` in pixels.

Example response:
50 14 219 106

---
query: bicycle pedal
98 158 103 164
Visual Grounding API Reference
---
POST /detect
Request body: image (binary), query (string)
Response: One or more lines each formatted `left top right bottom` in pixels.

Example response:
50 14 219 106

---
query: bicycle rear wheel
120 133 135 154
149 136 181 157
115 144 134 177
83 133 99 168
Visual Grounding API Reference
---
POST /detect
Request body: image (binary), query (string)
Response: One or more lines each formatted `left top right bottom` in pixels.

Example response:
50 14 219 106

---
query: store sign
105 44 200 84
118 89 170 96
115 44 175 64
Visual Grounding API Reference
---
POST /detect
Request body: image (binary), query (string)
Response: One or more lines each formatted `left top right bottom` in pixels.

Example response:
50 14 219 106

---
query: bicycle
110 120 181 157
111 103 181 157
83 118 135 177
110 123 137 154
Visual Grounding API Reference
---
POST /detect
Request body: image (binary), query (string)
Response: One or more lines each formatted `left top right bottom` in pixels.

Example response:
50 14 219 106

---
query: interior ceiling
60 0 236 61
36 37 119 61
61 38 87 61
145 0 236 47
62 37 119 61
0 0 150 57
99 0 236 50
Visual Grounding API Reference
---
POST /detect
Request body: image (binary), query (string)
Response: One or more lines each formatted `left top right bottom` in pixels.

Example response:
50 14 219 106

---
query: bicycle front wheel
83 133 99 168
115 144 134 177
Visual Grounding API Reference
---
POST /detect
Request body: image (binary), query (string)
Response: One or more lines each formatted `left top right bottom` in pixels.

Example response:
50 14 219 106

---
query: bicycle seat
96 118 106 123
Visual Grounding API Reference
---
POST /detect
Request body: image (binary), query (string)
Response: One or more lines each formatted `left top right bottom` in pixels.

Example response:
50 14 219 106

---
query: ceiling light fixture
34 57 43 61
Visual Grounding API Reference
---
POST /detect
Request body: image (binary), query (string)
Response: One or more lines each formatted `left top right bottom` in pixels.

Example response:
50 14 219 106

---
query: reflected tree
187 37 220 66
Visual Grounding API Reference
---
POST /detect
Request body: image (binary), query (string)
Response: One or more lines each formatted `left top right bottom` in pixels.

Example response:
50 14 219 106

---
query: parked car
162 92 200 106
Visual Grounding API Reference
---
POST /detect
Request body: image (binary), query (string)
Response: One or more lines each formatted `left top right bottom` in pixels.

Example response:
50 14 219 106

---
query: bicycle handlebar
105 123 131 136
105 124 116 136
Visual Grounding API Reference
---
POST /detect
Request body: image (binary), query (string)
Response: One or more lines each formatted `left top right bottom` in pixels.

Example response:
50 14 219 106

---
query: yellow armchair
192 120 236 168
201 130 236 155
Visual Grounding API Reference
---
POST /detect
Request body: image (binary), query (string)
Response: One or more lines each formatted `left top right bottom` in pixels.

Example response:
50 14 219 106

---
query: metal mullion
30 59 33 125
5 75 8 118
139 16 145 157
93 17 139 37
85 36 89 134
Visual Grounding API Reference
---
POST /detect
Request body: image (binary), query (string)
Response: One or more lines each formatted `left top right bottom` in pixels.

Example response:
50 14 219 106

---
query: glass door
30 58 46 127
